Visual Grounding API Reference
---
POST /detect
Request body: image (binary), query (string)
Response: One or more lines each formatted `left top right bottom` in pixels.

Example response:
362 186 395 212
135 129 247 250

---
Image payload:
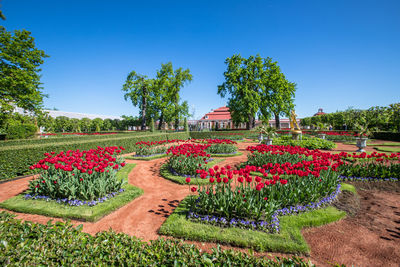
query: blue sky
2 0 400 119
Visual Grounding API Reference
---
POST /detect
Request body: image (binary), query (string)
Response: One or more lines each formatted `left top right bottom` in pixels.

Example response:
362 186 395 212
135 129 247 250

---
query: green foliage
0 212 311 266
150 117 155 132
184 117 188 132
218 54 296 129
0 132 190 180
205 144 237 154
273 136 336 150
338 159 400 178
134 144 167 156
5 122 37 140
160 158 226 185
190 130 252 139
188 169 339 222
302 103 400 132
0 164 143 221
371 131 400 141
159 196 345 254
0 26 48 117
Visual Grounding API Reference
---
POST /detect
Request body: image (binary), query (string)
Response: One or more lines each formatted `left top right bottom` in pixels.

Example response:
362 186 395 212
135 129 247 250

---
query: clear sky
2 0 400 119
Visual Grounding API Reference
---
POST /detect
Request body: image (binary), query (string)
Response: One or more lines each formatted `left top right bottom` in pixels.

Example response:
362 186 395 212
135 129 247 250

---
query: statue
290 110 302 140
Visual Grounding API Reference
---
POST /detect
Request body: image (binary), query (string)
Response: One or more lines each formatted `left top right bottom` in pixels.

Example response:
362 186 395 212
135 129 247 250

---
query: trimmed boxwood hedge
371 131 400 142
0 212 309 266
190 130 252 139
0 132 189 181
0 131 151 148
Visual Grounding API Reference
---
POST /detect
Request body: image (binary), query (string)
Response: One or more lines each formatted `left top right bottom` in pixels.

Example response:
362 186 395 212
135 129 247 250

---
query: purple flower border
24 188 125 207
339 175 399 182
187 184 341 234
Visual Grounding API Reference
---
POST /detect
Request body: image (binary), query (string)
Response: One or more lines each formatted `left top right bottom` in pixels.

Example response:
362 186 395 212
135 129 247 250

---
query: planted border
160 158 226 185
210 151 244 157
159 192 347 253
126 153 169 161
0 132 189 180
0 164 143 222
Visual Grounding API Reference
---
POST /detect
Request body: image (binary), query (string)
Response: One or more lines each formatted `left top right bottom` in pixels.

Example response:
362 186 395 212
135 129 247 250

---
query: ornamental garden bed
0 147 143 221
160 143 400 253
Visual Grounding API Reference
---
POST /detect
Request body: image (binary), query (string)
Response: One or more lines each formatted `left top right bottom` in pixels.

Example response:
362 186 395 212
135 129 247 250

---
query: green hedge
0 131 152 148
0 132 189 181
190 130 252 139
0 212 309 266
371 131 400 141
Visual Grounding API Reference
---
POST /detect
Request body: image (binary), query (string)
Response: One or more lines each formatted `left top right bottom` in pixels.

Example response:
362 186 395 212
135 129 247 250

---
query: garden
0 130 399 266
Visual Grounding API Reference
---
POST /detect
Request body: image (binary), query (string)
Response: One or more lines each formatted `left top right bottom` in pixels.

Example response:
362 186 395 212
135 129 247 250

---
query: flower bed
28 146 127 201
205 143 237 154
166 143 212 176
186 159 341 233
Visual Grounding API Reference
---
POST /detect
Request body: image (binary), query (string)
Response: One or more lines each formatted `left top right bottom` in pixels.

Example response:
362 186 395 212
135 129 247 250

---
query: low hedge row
0 212 310 266
0 131 152 148
190 130 252 139
371 131 400 141
0 132 189 180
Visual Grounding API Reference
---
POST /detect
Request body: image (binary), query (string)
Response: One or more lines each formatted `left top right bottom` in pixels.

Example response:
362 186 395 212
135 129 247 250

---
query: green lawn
0 164 143 222
159 158 226 185
368 142 400 146
373 146 400 153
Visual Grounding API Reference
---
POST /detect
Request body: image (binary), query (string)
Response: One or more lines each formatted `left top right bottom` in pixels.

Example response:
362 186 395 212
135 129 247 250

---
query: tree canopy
0 26 48 120
122 63 192 131
218 54 296 129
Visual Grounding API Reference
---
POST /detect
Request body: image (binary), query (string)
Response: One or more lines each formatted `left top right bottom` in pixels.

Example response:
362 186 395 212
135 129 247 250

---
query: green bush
5 123 37 140
0 132 189 180
0 212 310 266
371 131 400 141
190 130 252 139
273 136 336 150
205 144 237 154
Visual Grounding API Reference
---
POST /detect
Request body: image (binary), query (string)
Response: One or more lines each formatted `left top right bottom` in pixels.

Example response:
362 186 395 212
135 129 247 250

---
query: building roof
14 107 122 120
199 106 231 121
313 108 326 116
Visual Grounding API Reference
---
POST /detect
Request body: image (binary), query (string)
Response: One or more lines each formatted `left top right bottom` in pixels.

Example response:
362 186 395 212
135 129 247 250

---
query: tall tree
152 62 192 130
122 72 154 130
218 54 264 129
262 60 296 129
0 26 48 126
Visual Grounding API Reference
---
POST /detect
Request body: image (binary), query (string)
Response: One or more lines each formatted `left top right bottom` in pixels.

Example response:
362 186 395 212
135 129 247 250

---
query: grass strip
0 164 143 222
340 183 357 194
125 153 169 161
367 142 400 146
159 158 226 185
159 196 346 254
373 146 400 153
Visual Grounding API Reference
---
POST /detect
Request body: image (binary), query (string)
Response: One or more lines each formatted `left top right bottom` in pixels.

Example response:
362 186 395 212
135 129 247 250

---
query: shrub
273 136 336 150
5 123 37 140
0 132 190 180
206 144 237 154
0 212 309 266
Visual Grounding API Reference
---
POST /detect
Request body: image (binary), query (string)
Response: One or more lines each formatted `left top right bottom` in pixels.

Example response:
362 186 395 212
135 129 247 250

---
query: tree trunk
158 113 164 130
141 86 147 131
275 113 280 129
